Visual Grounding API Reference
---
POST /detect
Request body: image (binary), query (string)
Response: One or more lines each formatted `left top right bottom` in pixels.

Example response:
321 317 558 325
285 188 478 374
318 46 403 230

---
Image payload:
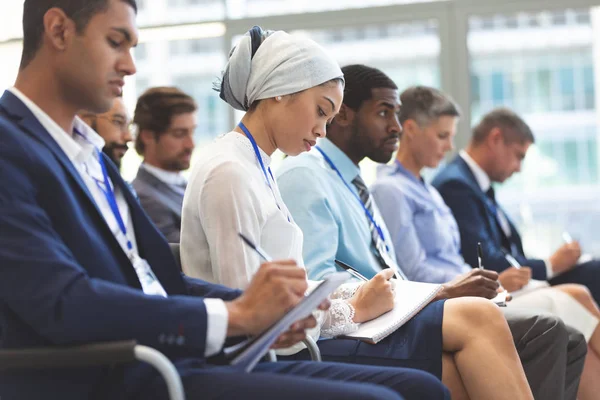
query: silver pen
335 260 369 282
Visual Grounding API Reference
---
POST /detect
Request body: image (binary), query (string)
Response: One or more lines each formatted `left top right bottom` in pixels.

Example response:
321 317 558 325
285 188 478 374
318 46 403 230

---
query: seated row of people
3 1 595 398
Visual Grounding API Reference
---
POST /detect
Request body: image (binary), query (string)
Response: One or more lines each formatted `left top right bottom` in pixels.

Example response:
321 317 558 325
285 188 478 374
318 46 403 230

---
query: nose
447 139 455 152
315 122 327 139
185 133 196 150
122 126 133 143
120 50 137 77
515 161 522 173
389 114 402 135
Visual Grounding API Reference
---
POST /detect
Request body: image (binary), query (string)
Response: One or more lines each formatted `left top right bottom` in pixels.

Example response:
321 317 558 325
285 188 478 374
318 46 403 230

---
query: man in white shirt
0 1 450 400
78 96 133 168
132 87 196 242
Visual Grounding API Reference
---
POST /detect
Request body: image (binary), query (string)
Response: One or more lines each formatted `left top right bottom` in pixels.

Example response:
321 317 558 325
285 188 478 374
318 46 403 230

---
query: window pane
137 0 225 27
467 8 600 257
226 0 449 19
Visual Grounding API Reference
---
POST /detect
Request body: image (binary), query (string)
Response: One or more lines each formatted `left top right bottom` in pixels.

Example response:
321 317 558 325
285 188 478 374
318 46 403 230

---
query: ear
401 119 419 140
139 130 157 147
487 127 504 147
43 8 77 53
332 104 355 127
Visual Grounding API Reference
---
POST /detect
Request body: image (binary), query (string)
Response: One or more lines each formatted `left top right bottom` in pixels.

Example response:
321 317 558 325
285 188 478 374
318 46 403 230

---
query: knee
447 297 507 331
563 284 594 305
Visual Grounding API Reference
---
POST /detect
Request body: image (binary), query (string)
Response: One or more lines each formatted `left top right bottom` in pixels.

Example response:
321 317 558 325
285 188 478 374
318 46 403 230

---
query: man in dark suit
0 1 452 399
433 108 600 304
132 87 196 242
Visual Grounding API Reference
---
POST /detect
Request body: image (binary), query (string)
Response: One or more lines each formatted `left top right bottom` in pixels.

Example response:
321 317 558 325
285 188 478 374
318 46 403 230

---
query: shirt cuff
544 259 555 280
204 298 228 357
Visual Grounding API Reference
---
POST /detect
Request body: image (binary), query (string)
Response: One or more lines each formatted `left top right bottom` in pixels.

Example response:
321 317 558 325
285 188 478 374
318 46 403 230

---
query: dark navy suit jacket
432 156 547 280
0 91 241 399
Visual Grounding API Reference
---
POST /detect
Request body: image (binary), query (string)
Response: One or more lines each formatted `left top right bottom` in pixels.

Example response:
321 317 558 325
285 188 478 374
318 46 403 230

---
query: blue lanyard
74 129 133 252
315 146 389 251
97 149 133 251
238 122 290 222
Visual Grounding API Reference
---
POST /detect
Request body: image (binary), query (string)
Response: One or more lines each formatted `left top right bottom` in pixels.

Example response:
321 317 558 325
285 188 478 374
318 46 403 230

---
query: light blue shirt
371 162 471 284
276 138 400 281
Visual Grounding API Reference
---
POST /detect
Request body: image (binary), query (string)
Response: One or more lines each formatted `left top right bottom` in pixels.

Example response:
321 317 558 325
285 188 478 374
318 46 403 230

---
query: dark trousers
549 259 600 305
135 359 450 400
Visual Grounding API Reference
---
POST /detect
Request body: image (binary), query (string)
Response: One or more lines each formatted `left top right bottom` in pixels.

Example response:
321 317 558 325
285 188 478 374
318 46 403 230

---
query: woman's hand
348 269 395 323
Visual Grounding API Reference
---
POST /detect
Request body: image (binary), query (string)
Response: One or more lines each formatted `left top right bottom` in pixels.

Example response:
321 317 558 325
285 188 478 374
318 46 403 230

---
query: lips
109 80 125 95
384 138 399 150
304 139 316 151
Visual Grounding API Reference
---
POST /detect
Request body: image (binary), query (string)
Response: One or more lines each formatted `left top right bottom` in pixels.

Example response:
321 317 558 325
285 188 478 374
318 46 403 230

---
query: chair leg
302 336 322 362
134 345 186 400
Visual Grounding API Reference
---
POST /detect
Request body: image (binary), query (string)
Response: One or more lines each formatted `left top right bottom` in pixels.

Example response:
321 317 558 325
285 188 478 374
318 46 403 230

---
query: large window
468 7 600 257
3 0 600 258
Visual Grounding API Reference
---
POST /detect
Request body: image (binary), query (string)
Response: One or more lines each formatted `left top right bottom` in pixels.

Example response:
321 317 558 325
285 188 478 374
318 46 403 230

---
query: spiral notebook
339 280 442 344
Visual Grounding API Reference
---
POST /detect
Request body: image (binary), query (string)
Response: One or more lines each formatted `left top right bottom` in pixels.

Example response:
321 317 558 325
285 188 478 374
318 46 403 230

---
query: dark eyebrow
110 27 137 47
378 101 399 110
323 96 335 113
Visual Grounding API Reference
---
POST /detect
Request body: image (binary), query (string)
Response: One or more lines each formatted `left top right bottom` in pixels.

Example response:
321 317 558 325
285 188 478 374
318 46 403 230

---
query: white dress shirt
141 163 187 187
459 150 554 278
180 131 361 355
9 87 227 357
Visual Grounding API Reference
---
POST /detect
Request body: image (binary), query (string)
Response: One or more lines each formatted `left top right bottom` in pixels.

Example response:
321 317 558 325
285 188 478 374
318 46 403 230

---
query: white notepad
509 279 550 298
339 280 442 344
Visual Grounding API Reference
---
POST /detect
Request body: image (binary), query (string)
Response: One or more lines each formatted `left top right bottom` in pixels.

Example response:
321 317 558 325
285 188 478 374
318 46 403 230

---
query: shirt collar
317 138 361 183
393 160 426 186
459 150 491 192
141 163 187 186
7 87 105 164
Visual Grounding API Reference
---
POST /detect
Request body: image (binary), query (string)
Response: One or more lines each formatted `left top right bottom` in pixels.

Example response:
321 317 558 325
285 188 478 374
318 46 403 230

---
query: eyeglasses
95 115 132 131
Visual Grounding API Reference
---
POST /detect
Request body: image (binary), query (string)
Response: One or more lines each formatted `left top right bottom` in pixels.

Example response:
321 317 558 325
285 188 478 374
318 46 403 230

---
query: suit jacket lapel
135 167 184 217
0 91 142 289
453 157 509 248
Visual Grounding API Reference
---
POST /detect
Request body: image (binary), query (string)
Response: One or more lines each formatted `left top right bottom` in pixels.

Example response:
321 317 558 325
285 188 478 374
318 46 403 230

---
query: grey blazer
132 166 184 243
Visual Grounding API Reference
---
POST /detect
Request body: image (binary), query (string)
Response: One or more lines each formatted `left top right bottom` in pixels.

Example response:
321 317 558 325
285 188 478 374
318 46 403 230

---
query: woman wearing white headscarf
180 27 533 400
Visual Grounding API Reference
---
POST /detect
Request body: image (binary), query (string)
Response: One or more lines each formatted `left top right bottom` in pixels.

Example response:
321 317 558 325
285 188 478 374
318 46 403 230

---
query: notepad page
341 280 441 344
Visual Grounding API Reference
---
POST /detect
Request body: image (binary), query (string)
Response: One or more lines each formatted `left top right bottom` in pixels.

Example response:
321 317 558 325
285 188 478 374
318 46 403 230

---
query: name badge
130 254 168 297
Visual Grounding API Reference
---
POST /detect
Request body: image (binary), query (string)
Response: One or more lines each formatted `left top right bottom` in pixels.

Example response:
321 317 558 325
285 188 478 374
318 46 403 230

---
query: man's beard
103 143 128 168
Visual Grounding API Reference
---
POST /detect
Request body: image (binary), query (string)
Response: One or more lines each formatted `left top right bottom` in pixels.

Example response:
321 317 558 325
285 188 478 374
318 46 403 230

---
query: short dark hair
20 0 138 69
472 108 535 146
341 64 397 111
133 87 197 155
399 86 461 126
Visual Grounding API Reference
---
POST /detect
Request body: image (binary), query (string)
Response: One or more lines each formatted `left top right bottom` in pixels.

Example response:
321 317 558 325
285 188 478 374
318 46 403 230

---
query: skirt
280 299 446 379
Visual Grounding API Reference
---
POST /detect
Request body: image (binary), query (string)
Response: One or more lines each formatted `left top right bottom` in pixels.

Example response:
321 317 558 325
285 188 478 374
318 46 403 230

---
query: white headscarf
217 26 344 111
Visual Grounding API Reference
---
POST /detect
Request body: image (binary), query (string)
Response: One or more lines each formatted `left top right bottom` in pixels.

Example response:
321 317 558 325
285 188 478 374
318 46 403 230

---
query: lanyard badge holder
315 146 404 280
238 122 291 223
75 129 167 297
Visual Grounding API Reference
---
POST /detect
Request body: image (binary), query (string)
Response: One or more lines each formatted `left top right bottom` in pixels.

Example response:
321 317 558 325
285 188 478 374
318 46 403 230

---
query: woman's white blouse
180 132 360 354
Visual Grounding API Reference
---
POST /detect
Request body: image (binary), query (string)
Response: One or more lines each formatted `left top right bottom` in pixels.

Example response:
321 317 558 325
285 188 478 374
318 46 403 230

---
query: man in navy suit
433 108 600 304
0 1 452 399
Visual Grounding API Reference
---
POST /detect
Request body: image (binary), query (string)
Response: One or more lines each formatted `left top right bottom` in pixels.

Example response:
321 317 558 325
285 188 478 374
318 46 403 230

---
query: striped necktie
352 175 406 279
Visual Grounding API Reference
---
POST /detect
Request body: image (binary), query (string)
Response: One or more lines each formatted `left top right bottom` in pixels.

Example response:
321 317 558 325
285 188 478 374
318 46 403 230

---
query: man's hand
498 267 531 292
348 269 395 323
271 299 330 349
439 269 500 300
225 260 307 337
550 242 581 275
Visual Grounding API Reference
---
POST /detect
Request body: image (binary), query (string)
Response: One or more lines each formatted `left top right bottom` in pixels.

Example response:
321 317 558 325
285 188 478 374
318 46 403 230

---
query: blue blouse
371 162 471 284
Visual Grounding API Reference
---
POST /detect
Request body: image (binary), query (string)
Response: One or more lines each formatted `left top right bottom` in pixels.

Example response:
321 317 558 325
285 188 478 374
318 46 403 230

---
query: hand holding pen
334 259 396 323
